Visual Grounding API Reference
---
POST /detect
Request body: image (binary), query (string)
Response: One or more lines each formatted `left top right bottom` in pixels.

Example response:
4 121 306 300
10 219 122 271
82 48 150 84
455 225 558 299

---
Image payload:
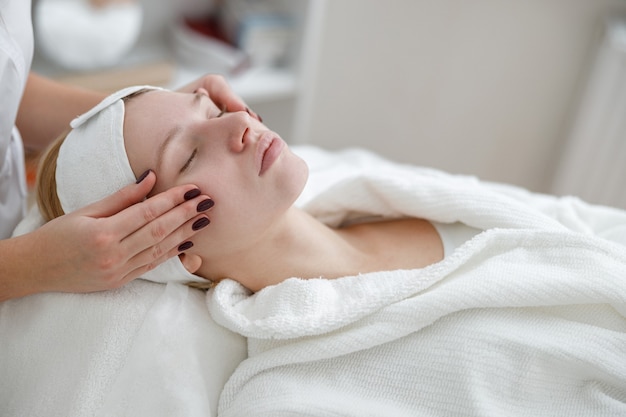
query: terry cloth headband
56 85 206 285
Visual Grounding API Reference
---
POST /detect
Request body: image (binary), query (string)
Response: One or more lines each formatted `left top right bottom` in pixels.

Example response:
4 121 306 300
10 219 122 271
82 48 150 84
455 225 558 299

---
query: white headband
56 85 206 285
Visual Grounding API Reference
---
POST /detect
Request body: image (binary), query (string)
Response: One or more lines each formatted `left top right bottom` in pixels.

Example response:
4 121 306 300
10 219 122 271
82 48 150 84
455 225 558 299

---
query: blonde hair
36 130 68 222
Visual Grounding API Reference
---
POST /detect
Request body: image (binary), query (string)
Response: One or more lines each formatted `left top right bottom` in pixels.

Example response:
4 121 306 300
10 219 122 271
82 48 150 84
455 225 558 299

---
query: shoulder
342 218 444 270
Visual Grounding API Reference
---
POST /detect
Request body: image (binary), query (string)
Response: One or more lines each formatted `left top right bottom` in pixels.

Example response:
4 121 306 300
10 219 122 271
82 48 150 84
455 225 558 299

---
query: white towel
208 146 626 416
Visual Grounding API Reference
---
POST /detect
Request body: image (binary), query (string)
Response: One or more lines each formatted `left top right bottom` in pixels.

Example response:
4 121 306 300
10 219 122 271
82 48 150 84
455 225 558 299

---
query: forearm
16 72 105 151
0 233 48 302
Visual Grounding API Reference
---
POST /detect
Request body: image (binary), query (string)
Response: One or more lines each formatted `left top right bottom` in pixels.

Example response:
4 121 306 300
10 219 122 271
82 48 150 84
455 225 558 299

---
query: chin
272 149 309 206
288 152 309 196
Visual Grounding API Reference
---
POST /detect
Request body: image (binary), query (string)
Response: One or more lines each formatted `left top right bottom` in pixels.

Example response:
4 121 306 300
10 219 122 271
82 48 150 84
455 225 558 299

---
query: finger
119 192 212 256
122 213 211 277
204 75 248 113
109 212 208 288
105 184 208 240
78 170 157 219
177 74 262 122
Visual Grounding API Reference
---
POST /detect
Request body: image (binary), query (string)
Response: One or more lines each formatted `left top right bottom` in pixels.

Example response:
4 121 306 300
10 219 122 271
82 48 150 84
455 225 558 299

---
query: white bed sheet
0 250 246 417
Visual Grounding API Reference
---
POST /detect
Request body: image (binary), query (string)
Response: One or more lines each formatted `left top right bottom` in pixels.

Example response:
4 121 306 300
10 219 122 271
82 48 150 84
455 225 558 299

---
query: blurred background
30 0 626 209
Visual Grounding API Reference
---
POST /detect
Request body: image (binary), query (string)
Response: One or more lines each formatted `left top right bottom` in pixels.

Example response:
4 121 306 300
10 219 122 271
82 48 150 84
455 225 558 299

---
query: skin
1 73 255 301
124 89 444 292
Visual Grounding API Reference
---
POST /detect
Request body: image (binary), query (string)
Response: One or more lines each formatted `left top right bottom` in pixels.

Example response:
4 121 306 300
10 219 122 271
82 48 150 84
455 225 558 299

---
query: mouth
257 132 285 176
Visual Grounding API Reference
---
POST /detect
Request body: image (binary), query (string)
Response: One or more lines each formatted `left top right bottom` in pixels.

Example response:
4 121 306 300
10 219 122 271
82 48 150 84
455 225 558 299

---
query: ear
178 252 202 274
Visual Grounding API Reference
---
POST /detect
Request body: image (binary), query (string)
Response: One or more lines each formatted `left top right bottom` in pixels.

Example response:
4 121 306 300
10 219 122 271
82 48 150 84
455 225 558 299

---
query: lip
257 132 285 176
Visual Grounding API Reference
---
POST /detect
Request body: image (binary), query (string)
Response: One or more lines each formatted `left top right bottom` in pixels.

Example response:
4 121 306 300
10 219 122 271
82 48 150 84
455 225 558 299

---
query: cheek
187 153 307 246
188 167 246 218
204 175 254 221
195 177 269 246
193 200 260 259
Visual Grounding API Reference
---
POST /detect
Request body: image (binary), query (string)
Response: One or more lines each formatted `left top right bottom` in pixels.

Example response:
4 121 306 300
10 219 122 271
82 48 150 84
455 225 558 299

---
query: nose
224 111 252 153
196 110 254 153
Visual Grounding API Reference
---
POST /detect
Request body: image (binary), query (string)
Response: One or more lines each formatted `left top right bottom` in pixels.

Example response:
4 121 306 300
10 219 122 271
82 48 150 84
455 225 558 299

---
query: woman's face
122 89 309 273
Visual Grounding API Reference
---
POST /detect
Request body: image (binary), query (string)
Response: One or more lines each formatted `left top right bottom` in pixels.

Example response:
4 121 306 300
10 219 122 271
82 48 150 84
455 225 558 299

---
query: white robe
209 146 626 417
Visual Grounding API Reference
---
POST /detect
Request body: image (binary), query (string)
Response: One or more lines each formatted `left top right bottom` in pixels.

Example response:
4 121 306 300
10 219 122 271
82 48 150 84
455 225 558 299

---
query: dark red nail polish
192 217 210 231
197 198 214 212
136 169 151 184
178 241 193 252
184 188 201 201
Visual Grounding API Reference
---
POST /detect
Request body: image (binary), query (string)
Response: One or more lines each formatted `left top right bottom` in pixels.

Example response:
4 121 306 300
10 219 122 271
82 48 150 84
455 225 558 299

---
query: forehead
124 90 188 130
123 90 189 146
122 90 191 176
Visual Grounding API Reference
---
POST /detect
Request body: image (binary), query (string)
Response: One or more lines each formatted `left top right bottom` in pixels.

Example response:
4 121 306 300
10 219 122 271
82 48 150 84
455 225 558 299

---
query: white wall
295 0 626 193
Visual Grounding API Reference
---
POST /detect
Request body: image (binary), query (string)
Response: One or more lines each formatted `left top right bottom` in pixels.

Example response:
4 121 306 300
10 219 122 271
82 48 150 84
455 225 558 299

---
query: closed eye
180 148 198 173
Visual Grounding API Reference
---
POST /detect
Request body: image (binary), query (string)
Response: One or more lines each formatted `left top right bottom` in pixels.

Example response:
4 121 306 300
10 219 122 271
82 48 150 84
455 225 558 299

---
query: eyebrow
155 94 203 173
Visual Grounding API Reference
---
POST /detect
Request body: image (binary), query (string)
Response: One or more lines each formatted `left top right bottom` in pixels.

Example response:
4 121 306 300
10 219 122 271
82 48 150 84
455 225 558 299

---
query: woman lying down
37 86 626 416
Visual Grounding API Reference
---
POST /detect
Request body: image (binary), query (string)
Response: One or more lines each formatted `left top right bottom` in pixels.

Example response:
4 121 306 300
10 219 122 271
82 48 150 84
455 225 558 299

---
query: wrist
0 233 43 301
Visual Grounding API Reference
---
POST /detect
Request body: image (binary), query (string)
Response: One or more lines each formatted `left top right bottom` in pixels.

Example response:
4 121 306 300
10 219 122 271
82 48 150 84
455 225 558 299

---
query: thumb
80 170 155 218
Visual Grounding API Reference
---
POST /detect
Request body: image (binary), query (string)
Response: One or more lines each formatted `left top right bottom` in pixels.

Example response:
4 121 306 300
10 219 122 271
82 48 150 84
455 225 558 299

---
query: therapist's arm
16 72 105 151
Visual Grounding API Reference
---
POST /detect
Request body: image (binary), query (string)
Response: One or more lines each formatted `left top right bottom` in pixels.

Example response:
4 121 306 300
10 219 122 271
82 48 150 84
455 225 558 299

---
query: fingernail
197 198 215 212
184 188 201 201
178 241 193 252
136 169 151 184
192 217 210 231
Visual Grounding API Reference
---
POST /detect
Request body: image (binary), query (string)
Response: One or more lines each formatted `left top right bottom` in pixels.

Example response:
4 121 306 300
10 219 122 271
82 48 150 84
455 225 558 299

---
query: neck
199 208 367 292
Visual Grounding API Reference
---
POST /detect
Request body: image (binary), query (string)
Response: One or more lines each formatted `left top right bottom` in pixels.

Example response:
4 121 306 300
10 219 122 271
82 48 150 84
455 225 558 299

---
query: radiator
551 17 626 209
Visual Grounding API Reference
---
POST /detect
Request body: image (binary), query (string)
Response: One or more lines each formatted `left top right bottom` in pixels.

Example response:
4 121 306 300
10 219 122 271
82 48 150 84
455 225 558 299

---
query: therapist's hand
176 73 262 122
20 171 212 296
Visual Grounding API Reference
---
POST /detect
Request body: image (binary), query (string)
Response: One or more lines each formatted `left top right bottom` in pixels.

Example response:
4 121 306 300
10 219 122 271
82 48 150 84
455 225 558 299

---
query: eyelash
180 148 198 173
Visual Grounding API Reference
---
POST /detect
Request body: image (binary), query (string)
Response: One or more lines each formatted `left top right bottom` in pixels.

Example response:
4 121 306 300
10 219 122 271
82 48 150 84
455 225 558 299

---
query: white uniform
0 0 34 238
